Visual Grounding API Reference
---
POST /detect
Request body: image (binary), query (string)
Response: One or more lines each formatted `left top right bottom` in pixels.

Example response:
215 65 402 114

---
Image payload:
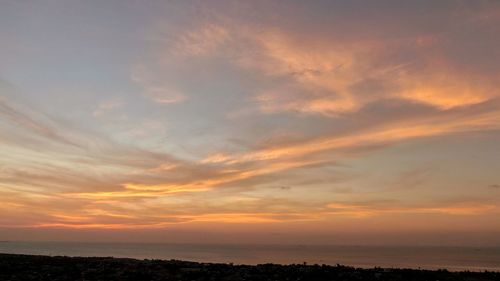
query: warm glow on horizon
1 0 500 246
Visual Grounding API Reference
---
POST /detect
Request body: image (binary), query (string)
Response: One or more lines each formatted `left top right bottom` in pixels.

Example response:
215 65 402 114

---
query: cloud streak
1 1 500 244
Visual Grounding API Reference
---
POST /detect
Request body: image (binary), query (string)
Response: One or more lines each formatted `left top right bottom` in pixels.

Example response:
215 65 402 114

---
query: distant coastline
1 241 499 272
0 253 499 281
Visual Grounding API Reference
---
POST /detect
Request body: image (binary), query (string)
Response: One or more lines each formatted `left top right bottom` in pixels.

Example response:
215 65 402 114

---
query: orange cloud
69 158 319 200
327 202 498 218
201 107 500 166
230 29 499 115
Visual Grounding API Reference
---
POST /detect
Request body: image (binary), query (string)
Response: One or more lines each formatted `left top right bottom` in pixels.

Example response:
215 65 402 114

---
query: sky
1 0 500 246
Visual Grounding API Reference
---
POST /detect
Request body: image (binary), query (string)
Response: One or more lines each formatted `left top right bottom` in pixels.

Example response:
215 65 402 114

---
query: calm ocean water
0 241 499 271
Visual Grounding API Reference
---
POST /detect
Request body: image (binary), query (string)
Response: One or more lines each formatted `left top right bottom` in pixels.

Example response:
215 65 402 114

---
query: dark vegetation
0 253 499 281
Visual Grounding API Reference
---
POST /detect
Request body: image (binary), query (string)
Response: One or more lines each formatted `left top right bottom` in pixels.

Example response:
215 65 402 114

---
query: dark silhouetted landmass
0 253 498 281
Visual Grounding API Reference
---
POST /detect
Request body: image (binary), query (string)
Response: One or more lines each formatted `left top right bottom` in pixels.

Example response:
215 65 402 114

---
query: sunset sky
1 0 500 246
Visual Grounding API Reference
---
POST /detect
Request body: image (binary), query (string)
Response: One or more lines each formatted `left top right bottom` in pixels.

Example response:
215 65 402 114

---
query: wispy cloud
170 24 230 57
200 99 500 166
326 201 499 217
1 1 500 240
131 65 186 104
0 96 80 147
93 99 123 117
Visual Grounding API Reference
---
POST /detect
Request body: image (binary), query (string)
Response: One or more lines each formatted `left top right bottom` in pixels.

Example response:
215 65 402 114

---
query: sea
0 241 499 272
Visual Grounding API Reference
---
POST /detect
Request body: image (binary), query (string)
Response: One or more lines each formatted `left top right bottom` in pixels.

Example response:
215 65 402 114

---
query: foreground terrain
0 253 498 281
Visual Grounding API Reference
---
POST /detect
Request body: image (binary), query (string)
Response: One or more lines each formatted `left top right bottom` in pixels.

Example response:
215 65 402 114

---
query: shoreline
1 241 499 272
1 253 499 281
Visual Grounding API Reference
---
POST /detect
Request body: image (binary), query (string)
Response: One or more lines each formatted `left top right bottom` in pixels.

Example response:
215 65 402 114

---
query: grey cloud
0 98 80 148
